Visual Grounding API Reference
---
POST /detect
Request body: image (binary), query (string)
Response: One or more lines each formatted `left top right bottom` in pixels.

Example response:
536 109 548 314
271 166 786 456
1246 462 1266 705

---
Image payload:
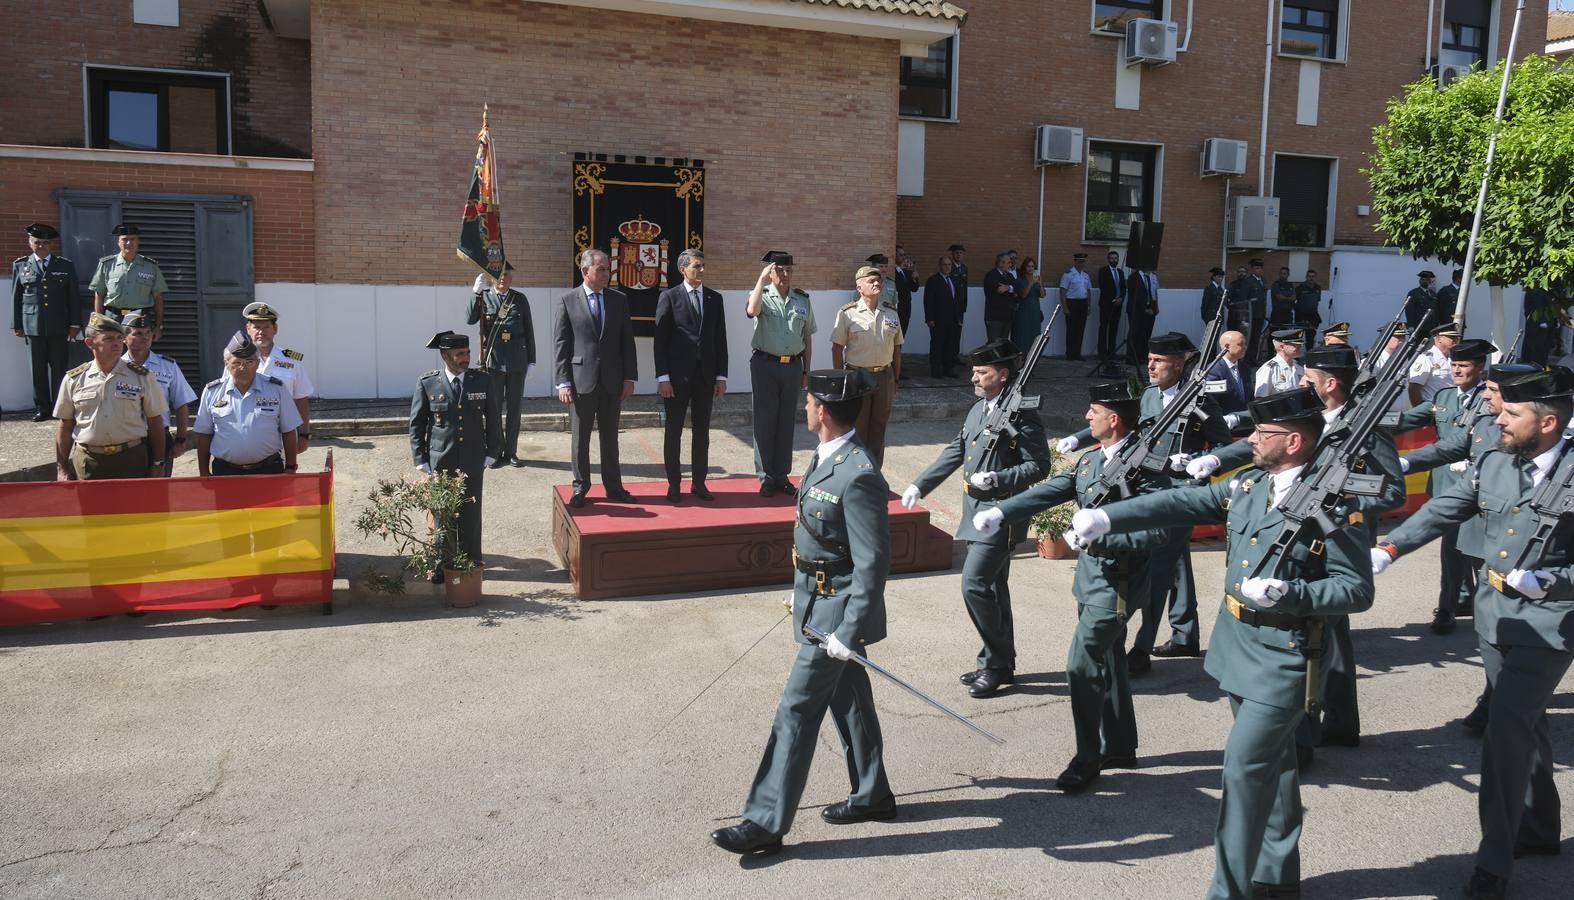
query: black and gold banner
571 154 704 336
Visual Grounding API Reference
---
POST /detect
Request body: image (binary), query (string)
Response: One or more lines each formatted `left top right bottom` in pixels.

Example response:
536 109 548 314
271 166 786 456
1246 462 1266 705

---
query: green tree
1366 54 1574 290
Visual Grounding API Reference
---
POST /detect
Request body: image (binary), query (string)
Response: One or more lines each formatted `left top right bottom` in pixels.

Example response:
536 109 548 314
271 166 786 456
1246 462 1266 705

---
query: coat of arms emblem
609 216 669 291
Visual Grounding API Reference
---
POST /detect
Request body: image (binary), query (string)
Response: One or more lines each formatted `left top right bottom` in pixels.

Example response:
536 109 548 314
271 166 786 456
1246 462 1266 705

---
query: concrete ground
1 379 1571 899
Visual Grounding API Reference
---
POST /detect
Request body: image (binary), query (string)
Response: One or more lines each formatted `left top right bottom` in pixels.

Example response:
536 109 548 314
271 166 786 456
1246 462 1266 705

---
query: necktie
1517 457 1536 494
690 288 702 326
589 292 603 331
452 376 463 411
1266 478 1277 509
805 451 820 481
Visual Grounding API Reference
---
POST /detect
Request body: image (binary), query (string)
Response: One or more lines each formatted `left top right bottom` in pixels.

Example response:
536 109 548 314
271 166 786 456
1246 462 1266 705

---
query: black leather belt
963 483 1012 502
217 453 283 470
792 547 852 594
753 350 802 364
1226 594 1304 630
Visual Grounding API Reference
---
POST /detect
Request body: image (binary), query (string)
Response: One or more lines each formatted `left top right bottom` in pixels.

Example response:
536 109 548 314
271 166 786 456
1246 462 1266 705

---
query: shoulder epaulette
839 300 859 311
206 378 224 390
12 256 25 265
67 362 91 377
283 348 304 361
421 369 442 379
125 361 149 376
266 375 283 386
98 253 118 265
140 255 159 265
789 288 809 299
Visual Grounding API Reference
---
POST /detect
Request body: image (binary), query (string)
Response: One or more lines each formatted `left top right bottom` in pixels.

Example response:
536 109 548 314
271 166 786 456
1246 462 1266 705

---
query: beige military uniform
830 299 903 467
54 359 169 479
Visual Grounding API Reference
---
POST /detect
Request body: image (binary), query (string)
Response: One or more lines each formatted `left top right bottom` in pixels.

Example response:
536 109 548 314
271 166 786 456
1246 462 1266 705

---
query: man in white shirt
1410 322 1458 405
1254 328 1306 397
244 301 315 452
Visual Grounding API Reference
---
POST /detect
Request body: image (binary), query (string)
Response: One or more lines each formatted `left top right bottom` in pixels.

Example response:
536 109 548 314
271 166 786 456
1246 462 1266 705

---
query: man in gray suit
554 249 637 508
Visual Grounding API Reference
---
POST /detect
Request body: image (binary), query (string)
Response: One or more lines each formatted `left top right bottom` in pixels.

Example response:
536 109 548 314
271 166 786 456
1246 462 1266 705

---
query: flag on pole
457 106 507 281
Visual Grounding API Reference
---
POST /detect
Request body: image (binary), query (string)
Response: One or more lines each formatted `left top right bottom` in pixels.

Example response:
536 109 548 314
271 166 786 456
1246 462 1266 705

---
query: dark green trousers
961 540 1014 670
1067 602 1136 765
1211 693 1304 900
1476 640 1571 878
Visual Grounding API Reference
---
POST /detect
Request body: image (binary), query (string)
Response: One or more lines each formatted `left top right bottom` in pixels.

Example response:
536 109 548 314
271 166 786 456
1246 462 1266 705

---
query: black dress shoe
1513 839 1561 858
569 491 589 509
1430 607 1457 634
604 487 635 503
1151 640 1201 658
968 668 1013 697
1464 867 1507 900
759 483 778 497
1055 759 1101 793
1099 752 1139 769
1126 649 1152 675
666 486 683 503
32 411 50 422
1462 696 1490 735
959 669 983 685
1318 732 1360 748
692 483 714 501
820 797 898 824
488 458 507 469
1250 881 1301 899
778 483 797 497
710 819 782 855
1457 600 1475 618
509 456 528 467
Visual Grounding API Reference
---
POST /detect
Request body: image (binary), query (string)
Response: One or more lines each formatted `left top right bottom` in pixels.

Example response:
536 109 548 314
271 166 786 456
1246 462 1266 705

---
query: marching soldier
1254 328 1306 397
830 264 903 467
12 223 83 421
711 369 896 856
53 312 168 481
122 311 197 477
90 224 166 328
193 331 302 476
974 379 1167 791
1072 387 1375 899
902 339 1051 698
467 265 535 468
244 301 315 452
747 251 815 497
409 331 501 582
1373 366 1574 900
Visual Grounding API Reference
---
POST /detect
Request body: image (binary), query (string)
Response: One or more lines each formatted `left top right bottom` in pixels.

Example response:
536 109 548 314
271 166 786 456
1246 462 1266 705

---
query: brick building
0 0 1545 406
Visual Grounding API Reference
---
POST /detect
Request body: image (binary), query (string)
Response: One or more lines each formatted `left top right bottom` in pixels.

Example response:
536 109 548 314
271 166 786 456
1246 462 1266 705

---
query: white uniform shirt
1058 268 1092 300
258 344 314 400
1408 345 1451 402
123 350 197 427
1254 356 1306 397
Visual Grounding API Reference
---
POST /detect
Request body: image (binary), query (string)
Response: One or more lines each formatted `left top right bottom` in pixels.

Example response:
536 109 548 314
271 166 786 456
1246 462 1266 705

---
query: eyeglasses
1254 428 1294 439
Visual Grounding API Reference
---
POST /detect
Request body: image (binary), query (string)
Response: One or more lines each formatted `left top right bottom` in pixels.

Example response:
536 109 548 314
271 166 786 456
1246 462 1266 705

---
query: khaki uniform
89 254 167 313
54 359 169 479
830 300 902 466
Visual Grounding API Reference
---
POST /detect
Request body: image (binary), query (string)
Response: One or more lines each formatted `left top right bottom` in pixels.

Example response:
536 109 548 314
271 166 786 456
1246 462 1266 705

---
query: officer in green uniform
466 264 535 468
89 224 167 329
902 340 1051 698
409 331 501 581
711 369 895 856
1073 387 1375 899
747 251 816 497
54 312 168 480
975 379 1167 791
1393 338 1497 633
12 223 83 420
1374 366 1574 900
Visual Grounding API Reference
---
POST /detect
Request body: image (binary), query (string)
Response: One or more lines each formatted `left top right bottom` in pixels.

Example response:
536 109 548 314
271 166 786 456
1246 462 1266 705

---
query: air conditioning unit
1202 138 1248 177
1431 62 1471 90
1125 19 1178 67
1231 196 1281 248
1034 124 1084 166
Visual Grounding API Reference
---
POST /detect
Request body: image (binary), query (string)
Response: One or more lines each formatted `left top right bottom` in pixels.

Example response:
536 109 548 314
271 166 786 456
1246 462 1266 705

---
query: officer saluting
12 223 83 421
902 340 1051 698
410 331 501 582
711 369 896 856
193 330 302 476
54 312 168 480
90 224 167 328
467 264 535 468
747 250 815 497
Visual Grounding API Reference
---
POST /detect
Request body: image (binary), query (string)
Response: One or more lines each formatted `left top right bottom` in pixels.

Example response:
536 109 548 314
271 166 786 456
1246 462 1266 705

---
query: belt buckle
101 442 123 456
816 570 828 595
1226 594 1243 621
778 355 792 364
1487 569 1506 593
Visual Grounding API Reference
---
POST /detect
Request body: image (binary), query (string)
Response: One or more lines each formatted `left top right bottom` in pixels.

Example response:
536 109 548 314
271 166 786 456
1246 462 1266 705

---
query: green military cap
1499 366 1574 403
1147 332 1198 357
968 339 1020 369
121 311 156 330
111 223 141 236
225 329 259 359
1451 338 1497 362
426 330 469 351
807 368 873 402
1304 346 1359 373
86 311 125 335
854 265 882 281
243 301 280 322
25 223 59 240
1249 387 1323 425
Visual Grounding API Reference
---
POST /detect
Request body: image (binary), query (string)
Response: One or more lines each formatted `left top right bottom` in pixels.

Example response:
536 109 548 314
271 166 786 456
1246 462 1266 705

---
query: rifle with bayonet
978 303 1063 460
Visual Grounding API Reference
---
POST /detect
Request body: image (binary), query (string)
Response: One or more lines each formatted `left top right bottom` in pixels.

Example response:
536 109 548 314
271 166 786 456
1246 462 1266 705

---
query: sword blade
803 624 1006 745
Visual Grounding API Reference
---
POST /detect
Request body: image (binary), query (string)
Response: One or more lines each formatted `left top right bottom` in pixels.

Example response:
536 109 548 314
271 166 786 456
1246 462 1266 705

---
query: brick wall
310 0 899 289
0 156 314 283
897 0 1549 289
0 0 311 157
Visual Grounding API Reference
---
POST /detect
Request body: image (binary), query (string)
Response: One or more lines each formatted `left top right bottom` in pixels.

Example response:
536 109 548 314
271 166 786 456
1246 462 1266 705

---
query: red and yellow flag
457 105 508 280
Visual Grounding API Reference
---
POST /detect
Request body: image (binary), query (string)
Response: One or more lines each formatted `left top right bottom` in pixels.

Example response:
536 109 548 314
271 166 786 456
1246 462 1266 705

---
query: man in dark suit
1096 250 1126 360
924 255 962 378
1404 270 1438 329
1204 330 1252 427
11 223 83 420
1201 266 1228 325
894 248 919 378
1126 267 1159 364
1245 258 1270 364
553 249 637 508
982 252 1016 342
655 250 727 502
947 243 969 366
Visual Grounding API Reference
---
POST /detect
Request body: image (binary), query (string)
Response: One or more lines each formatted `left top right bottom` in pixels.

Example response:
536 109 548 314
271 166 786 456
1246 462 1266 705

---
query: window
1280 0 1341 60
1441 0 1492 68
1085 142 1158 242
900 37 956 120
1093 1 1163 35
1273 155 1334 247
87 67 230 154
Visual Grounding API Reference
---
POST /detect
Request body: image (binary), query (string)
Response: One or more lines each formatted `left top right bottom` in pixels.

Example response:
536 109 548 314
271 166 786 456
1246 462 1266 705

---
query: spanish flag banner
0 461 335 624
456 105 508 281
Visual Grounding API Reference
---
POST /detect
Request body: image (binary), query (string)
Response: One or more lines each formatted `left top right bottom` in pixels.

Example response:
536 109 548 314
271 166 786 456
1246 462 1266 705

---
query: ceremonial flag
457 106 508 281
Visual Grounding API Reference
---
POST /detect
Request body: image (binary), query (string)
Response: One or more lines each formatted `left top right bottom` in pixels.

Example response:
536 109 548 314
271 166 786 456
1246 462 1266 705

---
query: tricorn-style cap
947 243 966 252
426 331 469 351
854 265 882 281
1146 332 1198 356
1089 378 1142 407
969 339 1020 368
1451 338 1497 362
225 329 258 359
111 223 141 236
1249 387 1324 425
1303 346 1359 373
1271 328 1304 344
1499 366 1574 403
1488 362 1544 383
1322 321 1351 338
864 253 889 264
25 223 58 240
761 250 793 266
807 368 874 402
121 311 155 330
1418 269 1436 278
86 311 125 335
242 301 279 322
1430 321 1462 339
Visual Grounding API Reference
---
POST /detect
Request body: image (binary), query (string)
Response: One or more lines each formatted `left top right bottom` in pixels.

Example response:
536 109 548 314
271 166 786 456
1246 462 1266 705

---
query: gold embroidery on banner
573 163 606 196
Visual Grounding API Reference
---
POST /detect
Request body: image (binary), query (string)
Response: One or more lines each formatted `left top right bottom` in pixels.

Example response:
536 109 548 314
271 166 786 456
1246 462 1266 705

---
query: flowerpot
1037 535 1077 560
442 567 483 607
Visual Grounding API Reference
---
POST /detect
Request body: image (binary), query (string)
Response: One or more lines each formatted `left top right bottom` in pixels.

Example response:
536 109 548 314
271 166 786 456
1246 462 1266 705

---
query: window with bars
1085 142 1158 242
1280 0 1342 60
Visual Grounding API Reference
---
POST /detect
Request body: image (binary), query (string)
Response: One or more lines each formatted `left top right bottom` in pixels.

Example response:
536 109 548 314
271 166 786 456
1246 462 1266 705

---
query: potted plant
1029 446 1080 560
354 470 482 607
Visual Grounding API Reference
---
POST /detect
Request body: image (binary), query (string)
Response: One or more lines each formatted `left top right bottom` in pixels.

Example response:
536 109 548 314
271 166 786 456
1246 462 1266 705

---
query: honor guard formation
12 218 1574 900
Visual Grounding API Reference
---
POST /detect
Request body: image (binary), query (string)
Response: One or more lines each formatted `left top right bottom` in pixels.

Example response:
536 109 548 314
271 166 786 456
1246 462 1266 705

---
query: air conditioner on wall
1125 19 1178 67
1202 138 1248 177
1231 196 1280 248
1431 62 1471 90
1034 124 1084 166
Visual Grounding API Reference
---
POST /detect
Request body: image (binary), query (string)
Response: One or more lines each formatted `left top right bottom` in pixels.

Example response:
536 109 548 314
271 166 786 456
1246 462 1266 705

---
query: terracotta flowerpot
1037 535 1077 560
442 567 483 607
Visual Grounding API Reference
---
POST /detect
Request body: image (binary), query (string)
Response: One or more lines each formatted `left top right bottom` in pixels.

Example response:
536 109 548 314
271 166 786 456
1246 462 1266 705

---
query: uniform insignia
211 397 229 409
789 288 808 299
839 301 858 312
275 360 295 369
98 253 118 265
205 378 223 390
266 375 284 385
1348 511 1364 526
67 362 90 377
283 348 304 361
834 454 846 463
126 361 149 376
1242 478 1256 491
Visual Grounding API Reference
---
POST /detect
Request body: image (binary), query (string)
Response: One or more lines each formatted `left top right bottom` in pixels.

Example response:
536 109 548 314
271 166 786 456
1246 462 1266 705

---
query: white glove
1186 454 1222 480
900 484 922 509
969 471 998 491
1449 460 1470 473
1399 457 1411 473
416 463 434 475
1167 453 1193 473
1241 577 1289 607
823 633 856 661
1224 413 1242 429
1370 548 1393 575
1508 568 1554 600
1056 435 1080 454
973 507 1005 537
1070 507 1111 543
484 456 496 468
1063 528 1091 551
